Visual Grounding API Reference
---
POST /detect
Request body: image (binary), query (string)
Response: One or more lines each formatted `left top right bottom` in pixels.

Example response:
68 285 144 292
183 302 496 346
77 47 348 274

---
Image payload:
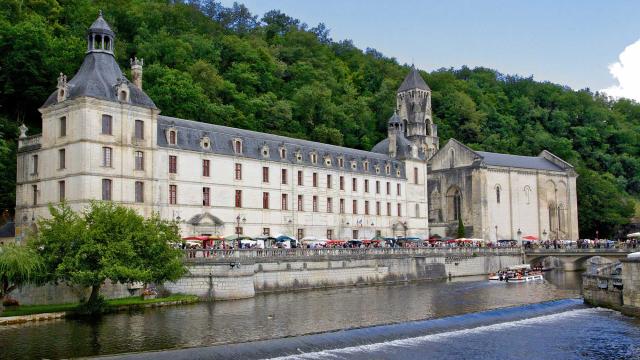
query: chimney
388 129 397 158
130 57 144 89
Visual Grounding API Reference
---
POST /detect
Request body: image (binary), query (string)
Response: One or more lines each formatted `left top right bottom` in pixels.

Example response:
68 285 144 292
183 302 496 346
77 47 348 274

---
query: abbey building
13 14 577 243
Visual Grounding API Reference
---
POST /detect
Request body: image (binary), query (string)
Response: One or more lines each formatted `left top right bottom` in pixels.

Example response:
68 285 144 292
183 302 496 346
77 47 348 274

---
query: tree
0 244 44 312
32 202 186 312
457 217 466 239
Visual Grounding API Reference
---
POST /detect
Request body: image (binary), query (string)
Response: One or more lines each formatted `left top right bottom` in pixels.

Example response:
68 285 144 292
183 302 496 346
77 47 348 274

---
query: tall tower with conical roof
396 66 439 158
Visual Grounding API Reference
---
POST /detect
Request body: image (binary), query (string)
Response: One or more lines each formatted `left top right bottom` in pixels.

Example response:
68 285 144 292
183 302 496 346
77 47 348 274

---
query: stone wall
10 281 141 306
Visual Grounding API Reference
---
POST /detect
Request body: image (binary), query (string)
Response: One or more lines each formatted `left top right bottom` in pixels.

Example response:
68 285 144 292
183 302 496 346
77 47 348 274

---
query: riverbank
0 294 198 325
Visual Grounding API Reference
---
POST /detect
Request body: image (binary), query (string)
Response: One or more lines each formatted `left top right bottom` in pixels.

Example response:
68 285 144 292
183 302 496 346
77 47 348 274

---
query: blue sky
220 0 640 98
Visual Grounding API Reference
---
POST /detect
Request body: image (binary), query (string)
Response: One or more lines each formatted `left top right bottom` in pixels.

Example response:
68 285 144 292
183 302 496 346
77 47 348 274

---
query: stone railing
525 248 633 254
183 246 522 261
18 134 42 150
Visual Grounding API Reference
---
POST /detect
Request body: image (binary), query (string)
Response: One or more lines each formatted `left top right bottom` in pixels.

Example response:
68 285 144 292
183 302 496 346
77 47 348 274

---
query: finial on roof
99 9 103 17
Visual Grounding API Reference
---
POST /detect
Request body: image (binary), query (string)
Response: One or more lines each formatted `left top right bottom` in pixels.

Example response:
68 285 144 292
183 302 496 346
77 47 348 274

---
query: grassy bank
1 294 199 317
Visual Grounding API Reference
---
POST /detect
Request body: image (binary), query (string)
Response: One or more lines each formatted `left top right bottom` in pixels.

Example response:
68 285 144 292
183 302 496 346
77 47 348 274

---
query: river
2 271 640 359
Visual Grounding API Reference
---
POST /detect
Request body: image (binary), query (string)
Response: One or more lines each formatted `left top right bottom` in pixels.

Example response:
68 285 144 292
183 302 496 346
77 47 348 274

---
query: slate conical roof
387 111 401 125
88 11 114 36
398 66 430 92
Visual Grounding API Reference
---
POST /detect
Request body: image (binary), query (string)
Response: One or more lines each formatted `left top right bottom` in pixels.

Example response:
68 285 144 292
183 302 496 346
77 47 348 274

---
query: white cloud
601 39 640 102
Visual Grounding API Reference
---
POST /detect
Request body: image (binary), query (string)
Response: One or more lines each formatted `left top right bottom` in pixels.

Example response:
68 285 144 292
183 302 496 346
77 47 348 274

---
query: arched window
233 139 242 154
119 90 127 101
169 130 176 145
447 187 462 221
523 185 532 204
449 149 455 168
496 185 501 204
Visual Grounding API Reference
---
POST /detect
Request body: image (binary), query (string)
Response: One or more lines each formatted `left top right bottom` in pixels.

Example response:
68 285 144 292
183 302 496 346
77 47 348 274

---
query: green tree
32 202 185 312
457 217 466 238
0 244 44 312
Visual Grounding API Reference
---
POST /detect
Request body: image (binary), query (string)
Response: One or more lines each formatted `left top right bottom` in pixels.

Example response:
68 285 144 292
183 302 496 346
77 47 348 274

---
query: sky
220 0 640 101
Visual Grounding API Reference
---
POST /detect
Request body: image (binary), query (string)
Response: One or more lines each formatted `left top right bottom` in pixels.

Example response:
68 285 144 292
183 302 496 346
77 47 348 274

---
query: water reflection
0 274 583 359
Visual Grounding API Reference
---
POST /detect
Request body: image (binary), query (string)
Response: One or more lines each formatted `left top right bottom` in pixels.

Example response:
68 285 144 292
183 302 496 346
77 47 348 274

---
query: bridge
524 248 635 271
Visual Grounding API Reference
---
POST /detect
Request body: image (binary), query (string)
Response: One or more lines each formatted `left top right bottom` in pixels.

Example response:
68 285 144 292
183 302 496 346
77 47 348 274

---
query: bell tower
396 66 439 158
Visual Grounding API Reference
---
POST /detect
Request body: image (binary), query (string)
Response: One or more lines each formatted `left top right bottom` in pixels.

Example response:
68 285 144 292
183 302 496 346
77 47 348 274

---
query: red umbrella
522 235 538 241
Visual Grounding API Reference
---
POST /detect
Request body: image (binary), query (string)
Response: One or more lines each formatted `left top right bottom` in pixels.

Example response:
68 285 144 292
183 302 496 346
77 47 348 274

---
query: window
327 197 333 213
169 130 176 145
169 185 177 205
496 186 501 204
338 157 344 167
414 167 419 184
352 178 357 192
234 139 242 154
32 155 38 174
262 166 269 183
235 163 242 180
102 179 112 201
298 170 304 186
449 149 455 168
387 202 391 216
339 176 344 190
386 182 391 195
135 151 144 171
280 148 287 159
327 229 333 239
353 200 358 214
235 190 242 207
385 164 391 175
203 187 210 206
397 183 401 196
58 149 66 169
297 228 305 240
202 159 209 177
524 185 532 205
313 196 318 212
135 120 144 140
365 200 370 215
169 155 177 174
339 199 345 214
32 185 37 205
365 179 369 193
263 192 270 209
59 181 65 202
281 194 288 210
281 169 288 184
352 230 359 240
453 190 461 221
298 195 304 211
376 201 381 216
327 174 332 189
135 181 144 203
310 153 317 164
102 147 112 167
60 116 66 137
313 172 318 187
364 162 369 171
415 203 420 218
102 114 112 135
397 203 402 217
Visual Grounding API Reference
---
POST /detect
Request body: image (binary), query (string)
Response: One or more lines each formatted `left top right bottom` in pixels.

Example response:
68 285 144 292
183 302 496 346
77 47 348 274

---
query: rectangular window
312 196 318 212
297 228 304 240
281 169 288 184
298 195 304 211
282 194 288 210
376 181 380 194
32 155 38 174
32 185 37 205
386 182 391 195
327 229 334 239
169 155 177 173
327 174 332 189
203 187 210 206
134 120 144 140
365 200 370 215
397 203 402 217
327 197 333 213
263 192 270 209
169 131 176 145
352 199 358 214
169 184 177 204
235 190 242 207
376 201 381 216
102 179 112 201
60 116 66 137
135 181 144 203
59 149 66 169
298 170 303 186
364 179 369 193
202 159 209 177
340 198 345 214
102 147 112 167
135 151 144 171
58 181 66 202
235 163 242 180
262 166 269 183
352 230 359 240
397 183 401 196
313 172 318 187
352 178 357 192
387 202 391 216
339 176 344 190
102 114 112 135
414 167 419 184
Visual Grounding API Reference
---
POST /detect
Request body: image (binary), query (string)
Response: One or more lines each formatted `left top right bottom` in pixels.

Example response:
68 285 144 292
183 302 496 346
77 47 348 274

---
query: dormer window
350 161 357 170
363 161 369 172
385 164 391 175
310 152 318 164
200 136 211 150
261 144 270 158
279 146 287 159
296 151 303 162
396 168 401 177
115 79 130 103
324 155 332 167
375 165 380 174
233 139 243 154
337 157 344 168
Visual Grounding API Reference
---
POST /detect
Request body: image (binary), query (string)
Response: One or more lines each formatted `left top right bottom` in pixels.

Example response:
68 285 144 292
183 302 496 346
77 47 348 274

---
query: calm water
1 271 638 359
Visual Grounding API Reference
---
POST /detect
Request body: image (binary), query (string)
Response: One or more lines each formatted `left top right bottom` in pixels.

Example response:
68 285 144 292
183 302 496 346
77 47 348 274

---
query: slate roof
157 116 405 178
0 221 15 238
371 135 419 160
476 151 564 171
88 12 114 36
398 66 430 92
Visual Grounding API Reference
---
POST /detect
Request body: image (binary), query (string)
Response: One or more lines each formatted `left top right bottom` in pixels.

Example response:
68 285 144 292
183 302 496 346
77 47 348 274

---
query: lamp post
495 225 498 242
542 229 547 241
236 215 246 249
517 228 522 246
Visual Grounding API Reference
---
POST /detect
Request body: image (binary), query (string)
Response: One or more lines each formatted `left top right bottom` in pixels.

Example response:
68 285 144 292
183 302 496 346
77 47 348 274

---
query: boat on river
489 264 544 283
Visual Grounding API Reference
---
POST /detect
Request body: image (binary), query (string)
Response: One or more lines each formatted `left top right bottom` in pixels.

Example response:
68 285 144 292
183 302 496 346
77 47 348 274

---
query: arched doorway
446 186 462 221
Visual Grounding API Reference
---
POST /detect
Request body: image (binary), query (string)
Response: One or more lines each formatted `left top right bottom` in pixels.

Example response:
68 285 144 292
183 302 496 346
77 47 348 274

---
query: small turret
387 111 402 158
87 10 115 54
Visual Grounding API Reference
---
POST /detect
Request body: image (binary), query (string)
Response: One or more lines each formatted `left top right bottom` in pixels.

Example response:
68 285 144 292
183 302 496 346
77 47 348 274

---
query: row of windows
58 115 145 140
234 228 379 241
